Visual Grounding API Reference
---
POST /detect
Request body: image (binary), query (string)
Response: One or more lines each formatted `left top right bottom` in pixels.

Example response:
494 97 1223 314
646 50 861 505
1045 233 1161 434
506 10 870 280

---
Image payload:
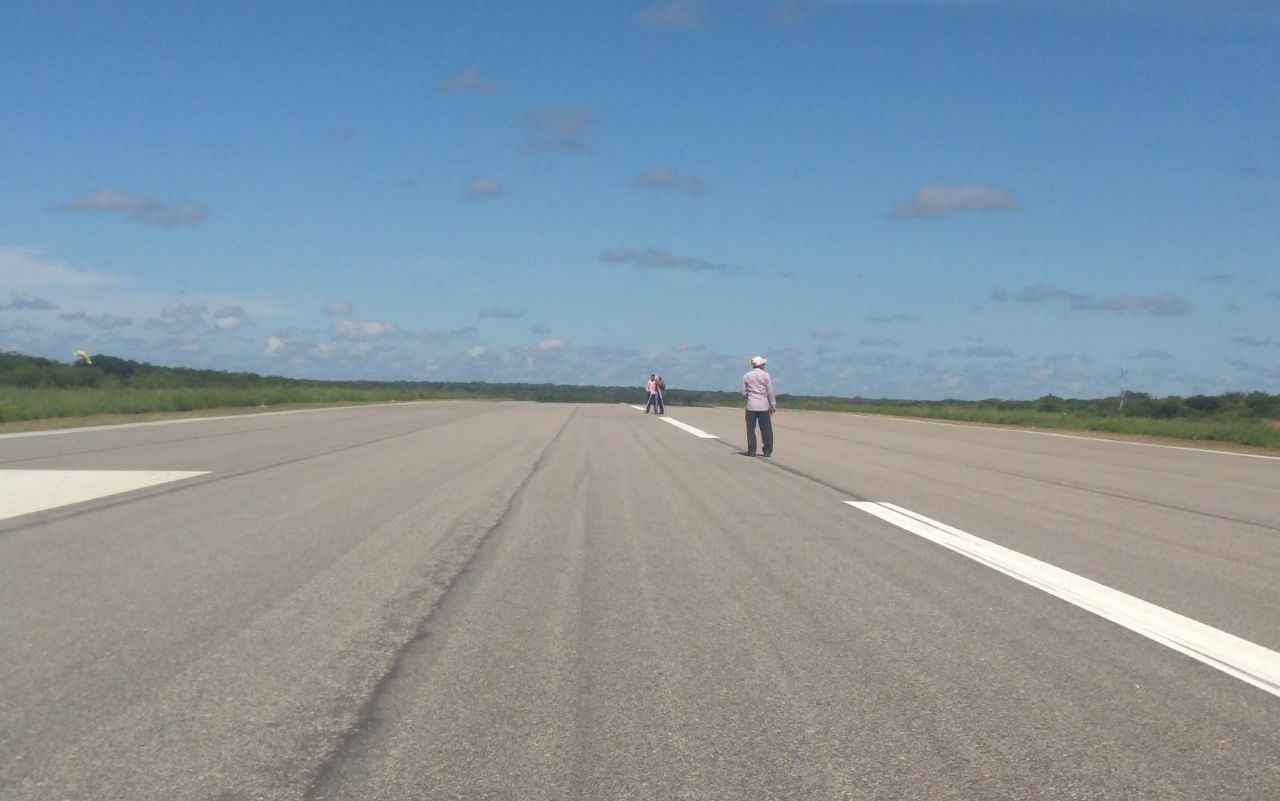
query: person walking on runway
741 356 775 456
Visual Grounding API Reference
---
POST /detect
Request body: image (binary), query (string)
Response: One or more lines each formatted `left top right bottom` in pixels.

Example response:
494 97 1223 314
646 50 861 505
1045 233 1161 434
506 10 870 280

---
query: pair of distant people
644 374 666 414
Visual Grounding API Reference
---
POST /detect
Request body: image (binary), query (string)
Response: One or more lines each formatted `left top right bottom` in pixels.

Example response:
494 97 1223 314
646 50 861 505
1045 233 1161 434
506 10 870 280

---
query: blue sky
2 0 1277 399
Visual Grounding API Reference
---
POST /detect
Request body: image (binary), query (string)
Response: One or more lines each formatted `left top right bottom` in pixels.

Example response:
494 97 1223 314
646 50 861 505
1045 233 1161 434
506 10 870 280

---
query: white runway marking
625 403 719 439
0 470 209 522
659 417 719 439
848 501 1280 699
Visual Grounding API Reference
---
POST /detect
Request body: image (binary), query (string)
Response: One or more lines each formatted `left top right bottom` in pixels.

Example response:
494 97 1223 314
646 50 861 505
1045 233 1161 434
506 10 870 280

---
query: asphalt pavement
2 401 1277 800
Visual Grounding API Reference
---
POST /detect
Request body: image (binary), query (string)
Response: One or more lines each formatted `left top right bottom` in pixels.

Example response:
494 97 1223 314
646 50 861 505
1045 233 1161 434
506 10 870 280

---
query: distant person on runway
654 375 666 414
741 356 775 456
645 374 659 413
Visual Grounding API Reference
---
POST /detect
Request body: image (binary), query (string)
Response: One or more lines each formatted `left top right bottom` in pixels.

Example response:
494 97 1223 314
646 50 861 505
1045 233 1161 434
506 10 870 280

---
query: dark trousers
745 409 773 455
645 393 659 413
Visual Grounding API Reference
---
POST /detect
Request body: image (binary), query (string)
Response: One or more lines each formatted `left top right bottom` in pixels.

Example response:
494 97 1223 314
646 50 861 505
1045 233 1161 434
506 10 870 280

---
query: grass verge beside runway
0 385 483 425
782 400 1280 450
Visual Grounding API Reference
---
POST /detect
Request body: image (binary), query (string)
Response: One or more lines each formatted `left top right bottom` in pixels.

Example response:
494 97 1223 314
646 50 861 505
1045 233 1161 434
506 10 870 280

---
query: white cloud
466 345 487 358
418 326 477 344
867 313 918 324
57 189 209 227
635 0 710 30
519 138 591 154
331 319 400 341
524 108 594 137
0 245 122 290
1001 283 1190 316
58 311 133 329
766 1 826 25
892 184 1018 219
310 343 336 359
1092 294 1189 316
957 346 1015 358
438 67 500 94
461 176 504 200
325 301 352 316
149 301 208 331
636 166 709 194
600 246 741 274
212 305 249 330
0 295 57 311
673 341 706 352
1233 335 1280 347
263 335 288 356
536 338 567 351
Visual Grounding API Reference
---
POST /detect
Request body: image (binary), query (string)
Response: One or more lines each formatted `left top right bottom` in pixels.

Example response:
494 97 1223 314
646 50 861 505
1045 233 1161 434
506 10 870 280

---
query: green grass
781 399 1280 449
0 385 484 423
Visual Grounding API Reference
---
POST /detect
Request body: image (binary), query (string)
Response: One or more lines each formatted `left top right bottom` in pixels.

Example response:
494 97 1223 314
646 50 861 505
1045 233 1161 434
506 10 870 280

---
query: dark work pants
645 393 659 413
745 409 773 455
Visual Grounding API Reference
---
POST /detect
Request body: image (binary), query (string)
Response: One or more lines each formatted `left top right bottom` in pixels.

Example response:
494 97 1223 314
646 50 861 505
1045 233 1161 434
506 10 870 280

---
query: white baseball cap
749 355 767 367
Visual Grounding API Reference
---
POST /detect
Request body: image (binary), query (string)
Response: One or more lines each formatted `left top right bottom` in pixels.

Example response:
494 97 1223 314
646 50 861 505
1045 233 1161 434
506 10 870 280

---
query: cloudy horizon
2 1 1276 400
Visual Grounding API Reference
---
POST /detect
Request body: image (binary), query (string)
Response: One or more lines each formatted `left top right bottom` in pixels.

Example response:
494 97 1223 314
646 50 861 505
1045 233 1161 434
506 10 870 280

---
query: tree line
2 351 1277 423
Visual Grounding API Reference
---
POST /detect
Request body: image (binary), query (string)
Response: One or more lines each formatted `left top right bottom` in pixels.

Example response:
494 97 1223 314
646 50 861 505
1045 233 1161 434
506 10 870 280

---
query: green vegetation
771 392 1280 449
3 352 1278 449
0 353 486 423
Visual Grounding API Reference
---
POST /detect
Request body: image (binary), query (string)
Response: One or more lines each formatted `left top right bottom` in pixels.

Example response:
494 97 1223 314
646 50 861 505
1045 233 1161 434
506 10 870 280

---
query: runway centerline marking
847 500 1280 699
659 417 719 439
625 403 719 438
0 469 210 522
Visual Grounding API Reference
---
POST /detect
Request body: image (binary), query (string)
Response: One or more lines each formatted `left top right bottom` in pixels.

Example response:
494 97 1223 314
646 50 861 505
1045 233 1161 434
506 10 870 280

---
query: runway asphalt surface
1 400 1278 800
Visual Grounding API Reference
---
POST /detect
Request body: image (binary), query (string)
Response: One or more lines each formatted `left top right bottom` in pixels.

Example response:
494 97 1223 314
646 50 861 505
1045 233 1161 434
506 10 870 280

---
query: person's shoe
743 451 756 457
761 452 772 457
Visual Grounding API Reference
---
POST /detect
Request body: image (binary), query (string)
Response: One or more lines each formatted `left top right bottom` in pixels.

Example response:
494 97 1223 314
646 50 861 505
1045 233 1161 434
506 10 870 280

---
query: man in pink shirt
644 374 660 414
741 356 775 456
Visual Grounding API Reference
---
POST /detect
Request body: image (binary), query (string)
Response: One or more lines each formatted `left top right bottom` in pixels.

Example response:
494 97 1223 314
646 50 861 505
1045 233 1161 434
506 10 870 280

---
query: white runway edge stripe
0 470 210 522
848 501 1280 699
